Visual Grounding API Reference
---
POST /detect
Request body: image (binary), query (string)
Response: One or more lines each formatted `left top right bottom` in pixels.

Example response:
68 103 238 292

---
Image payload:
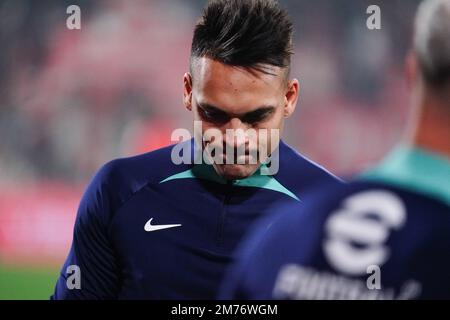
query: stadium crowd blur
0 0 421 289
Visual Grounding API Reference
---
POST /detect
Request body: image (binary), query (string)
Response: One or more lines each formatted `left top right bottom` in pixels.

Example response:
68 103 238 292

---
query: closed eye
198 105 229 123
241 107 275 124
197 102 275 125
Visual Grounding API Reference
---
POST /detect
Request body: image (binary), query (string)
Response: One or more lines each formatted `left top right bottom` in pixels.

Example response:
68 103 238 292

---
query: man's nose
227 117 247 131
223 118 248 148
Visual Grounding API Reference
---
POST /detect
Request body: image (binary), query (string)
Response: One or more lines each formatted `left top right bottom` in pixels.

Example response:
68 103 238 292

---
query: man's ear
183 72 193 111
284 79 299 118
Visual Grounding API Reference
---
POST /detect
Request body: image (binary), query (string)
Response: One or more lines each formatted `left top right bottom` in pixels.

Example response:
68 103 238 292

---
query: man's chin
214 163 260 181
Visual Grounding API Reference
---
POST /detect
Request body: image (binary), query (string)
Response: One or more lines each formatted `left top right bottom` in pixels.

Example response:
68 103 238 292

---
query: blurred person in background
219 0 450 300
51 0 340 299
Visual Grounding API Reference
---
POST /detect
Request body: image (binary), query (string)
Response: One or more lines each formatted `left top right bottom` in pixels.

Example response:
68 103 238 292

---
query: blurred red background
0 0 421 298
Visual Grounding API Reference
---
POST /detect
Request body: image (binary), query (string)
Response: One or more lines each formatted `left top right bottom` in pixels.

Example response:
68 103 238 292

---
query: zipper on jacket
216 181 232 247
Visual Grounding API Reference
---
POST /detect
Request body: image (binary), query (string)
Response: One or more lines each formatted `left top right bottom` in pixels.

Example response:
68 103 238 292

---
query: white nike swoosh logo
144 218 182 232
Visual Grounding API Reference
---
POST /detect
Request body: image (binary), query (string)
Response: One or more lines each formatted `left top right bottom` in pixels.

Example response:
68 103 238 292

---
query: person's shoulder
273 179 450 231
249 178 450 257
81 141 192 212
229 179 450 299
276 141 343 193
354 179 450 219
299 178 450 211
97 140 192 188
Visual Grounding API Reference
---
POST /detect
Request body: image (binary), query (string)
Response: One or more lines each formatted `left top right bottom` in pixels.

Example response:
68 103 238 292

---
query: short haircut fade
191 0 294 75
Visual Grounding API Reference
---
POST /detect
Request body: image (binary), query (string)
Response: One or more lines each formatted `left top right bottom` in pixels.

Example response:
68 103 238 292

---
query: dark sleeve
217 262 255 300
217 243 256 300
51 162 121 300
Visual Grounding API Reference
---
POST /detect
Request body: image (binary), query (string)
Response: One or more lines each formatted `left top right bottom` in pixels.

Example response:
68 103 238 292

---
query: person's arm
51 162 121 299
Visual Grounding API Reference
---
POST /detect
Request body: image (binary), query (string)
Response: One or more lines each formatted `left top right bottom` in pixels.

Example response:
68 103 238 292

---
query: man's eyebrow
198 102 275 117
242 106 276 118
197 103 228 114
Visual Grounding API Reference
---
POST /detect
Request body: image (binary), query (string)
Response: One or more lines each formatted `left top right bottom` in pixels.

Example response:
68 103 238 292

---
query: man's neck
409 89 450 159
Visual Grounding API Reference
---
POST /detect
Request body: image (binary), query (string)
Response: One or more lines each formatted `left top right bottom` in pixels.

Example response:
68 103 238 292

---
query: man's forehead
190 57 287 114
191 57 286 86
